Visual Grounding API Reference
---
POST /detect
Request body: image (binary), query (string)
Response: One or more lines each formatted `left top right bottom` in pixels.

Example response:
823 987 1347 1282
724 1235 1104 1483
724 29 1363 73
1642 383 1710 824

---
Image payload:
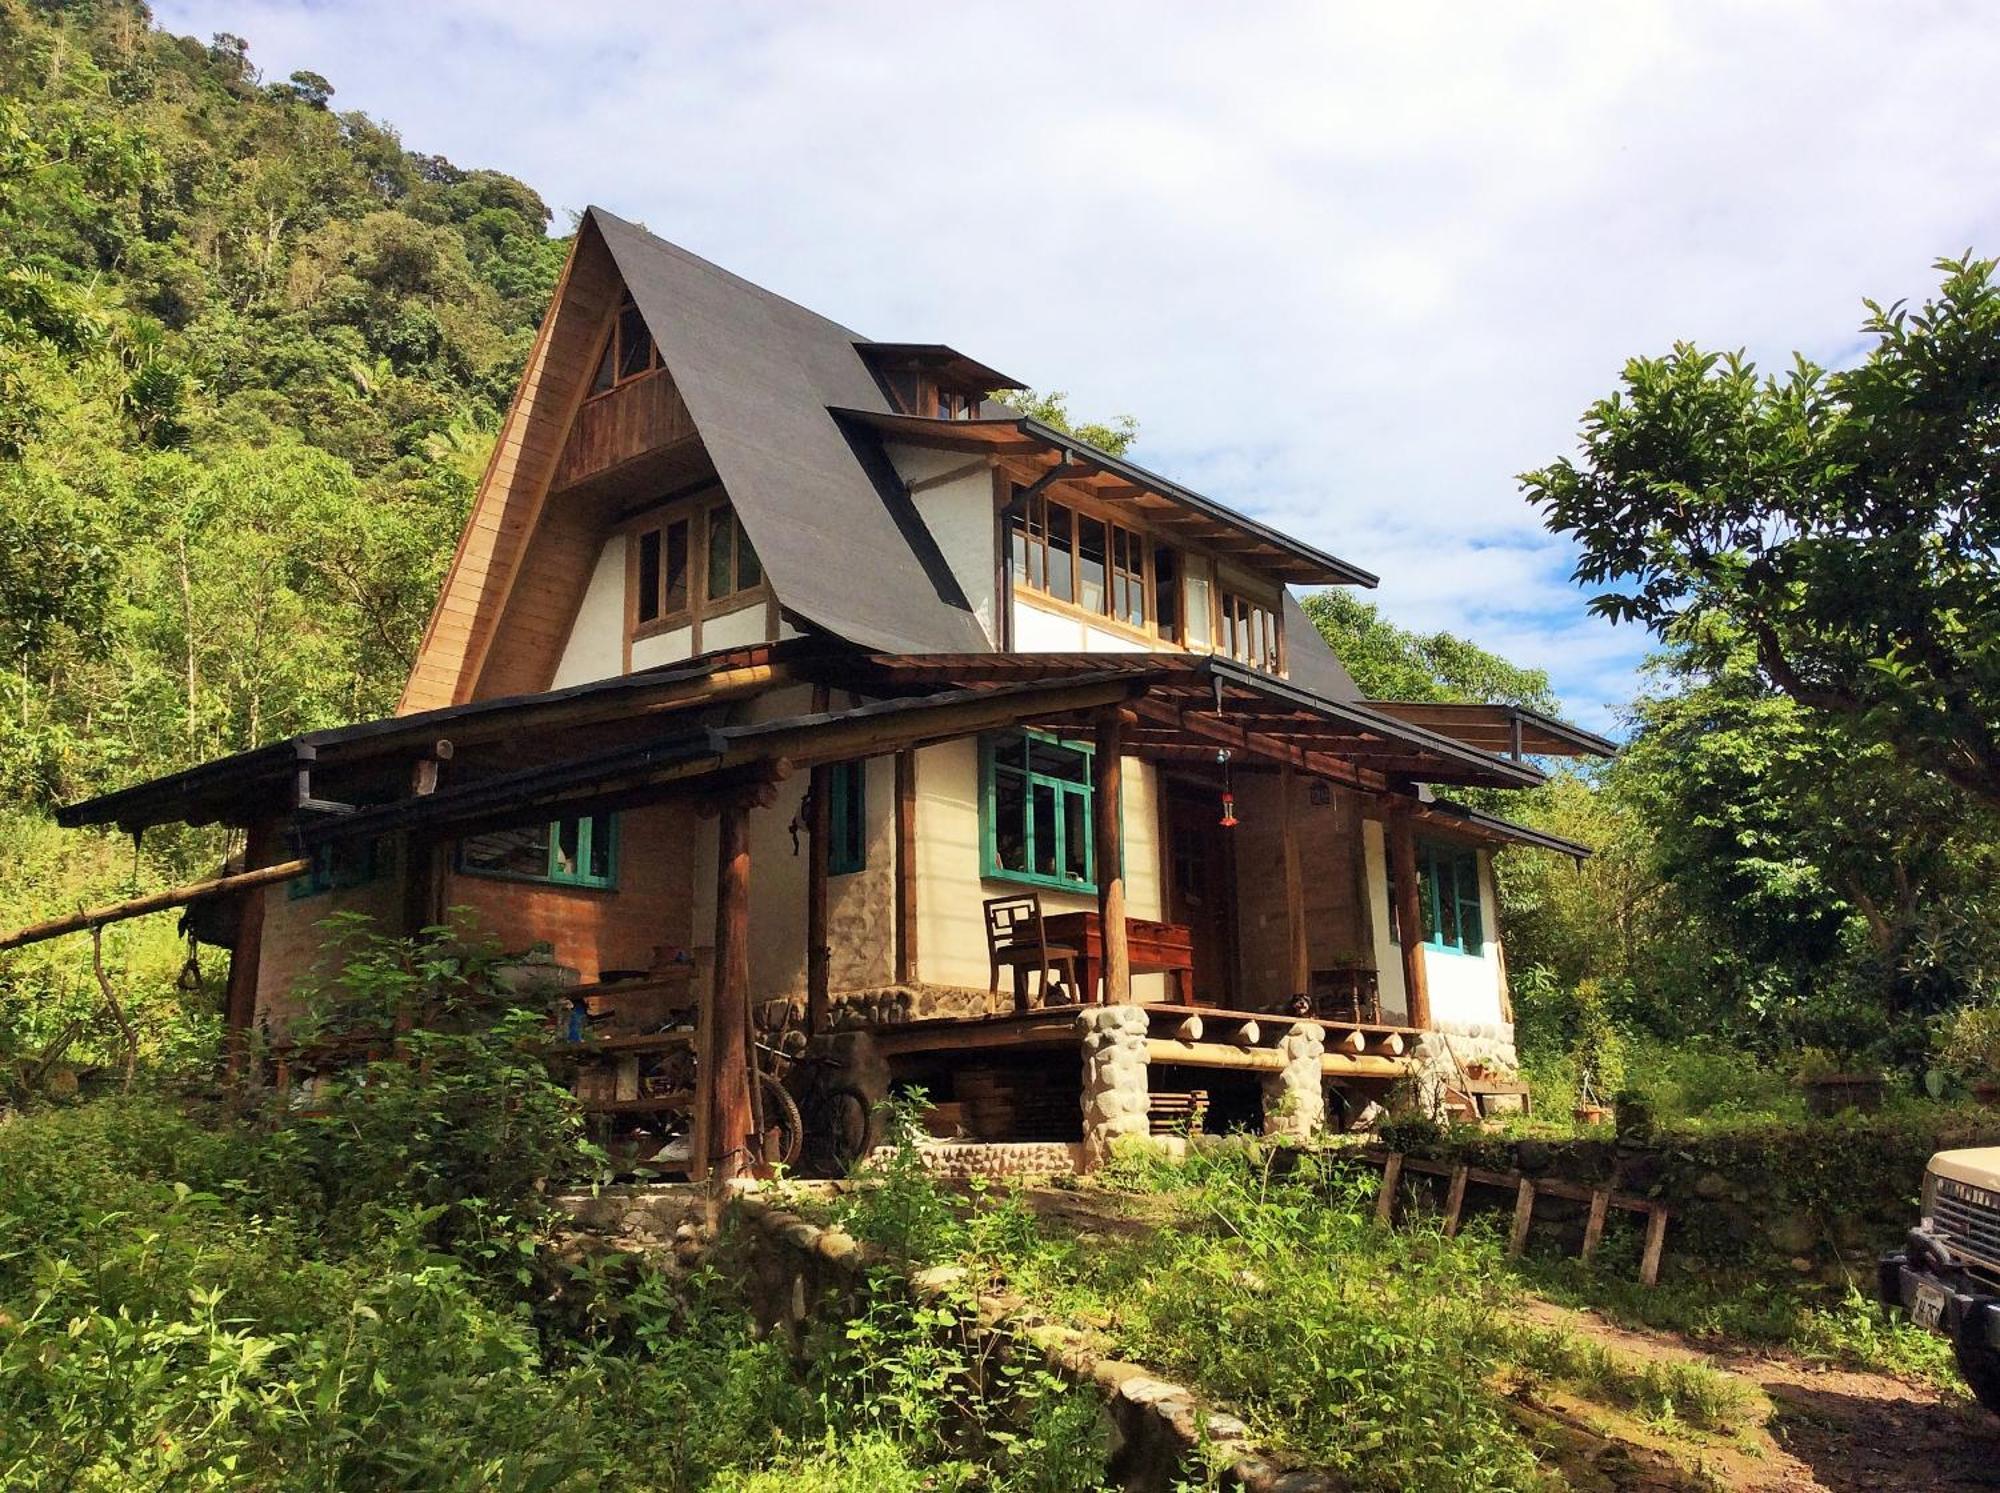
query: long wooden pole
1388 810 1432 1030
894 750 918 985
805 686 831 1036
1280 763 1311 999
704 799 756 1183
0 851 310 954
1094 709 1130 1005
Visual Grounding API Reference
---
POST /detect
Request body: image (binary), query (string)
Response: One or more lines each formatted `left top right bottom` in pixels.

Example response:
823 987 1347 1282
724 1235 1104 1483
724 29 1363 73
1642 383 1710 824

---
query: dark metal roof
1281 591 1361 704
588 208 992 658
55 642 819 834
1427 797 1594 861
857 342 1025 392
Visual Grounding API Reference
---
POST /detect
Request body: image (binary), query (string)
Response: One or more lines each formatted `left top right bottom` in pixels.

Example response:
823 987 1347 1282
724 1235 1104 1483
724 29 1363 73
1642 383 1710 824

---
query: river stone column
1078 1004 1152 1165
1262 1020 1326 1139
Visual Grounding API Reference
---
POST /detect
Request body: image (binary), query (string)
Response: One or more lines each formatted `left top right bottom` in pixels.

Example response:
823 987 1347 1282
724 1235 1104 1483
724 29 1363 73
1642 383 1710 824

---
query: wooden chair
984 894 1080 1013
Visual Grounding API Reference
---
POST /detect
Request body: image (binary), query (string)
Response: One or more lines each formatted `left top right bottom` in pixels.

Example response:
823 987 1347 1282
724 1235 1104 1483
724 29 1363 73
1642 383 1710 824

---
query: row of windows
633 502 763 628
1007 493 1279 672
290 738 1481 952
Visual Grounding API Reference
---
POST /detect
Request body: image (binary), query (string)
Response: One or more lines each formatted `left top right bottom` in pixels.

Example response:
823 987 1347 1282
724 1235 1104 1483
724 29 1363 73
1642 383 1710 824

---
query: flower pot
1572 1104 1611 1127
1801 1073 1884 1118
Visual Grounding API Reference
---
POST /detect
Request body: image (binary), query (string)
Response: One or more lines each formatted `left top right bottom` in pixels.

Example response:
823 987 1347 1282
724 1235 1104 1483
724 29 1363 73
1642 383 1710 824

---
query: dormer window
590 294 661 395
934 389 976 420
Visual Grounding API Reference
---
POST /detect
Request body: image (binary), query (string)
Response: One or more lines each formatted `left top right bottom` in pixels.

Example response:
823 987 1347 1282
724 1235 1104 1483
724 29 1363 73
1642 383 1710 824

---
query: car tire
1955 1333 2000 1414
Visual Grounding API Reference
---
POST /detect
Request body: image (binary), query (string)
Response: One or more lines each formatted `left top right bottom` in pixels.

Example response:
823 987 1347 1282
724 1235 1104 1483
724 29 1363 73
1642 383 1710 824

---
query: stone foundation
1411 1020 1520 1112
872 1140 1086 1180
1260 1020 1327 1139
1079 1004 1152 1164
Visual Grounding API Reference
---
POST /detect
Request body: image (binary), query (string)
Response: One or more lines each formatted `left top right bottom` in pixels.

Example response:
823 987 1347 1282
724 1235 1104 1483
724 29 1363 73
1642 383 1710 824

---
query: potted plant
1569 981 1624 1128
1937 1006 2000 1104
1796 1046 1886 1117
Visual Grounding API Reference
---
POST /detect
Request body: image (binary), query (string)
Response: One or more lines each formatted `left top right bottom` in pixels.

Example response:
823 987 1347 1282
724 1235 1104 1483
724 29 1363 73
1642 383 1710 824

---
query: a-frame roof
593 208 990 659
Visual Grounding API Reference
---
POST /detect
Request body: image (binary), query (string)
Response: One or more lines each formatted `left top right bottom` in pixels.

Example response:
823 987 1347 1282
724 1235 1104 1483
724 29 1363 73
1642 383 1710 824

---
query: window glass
637 530 661 624
290 838 381 899
592 335 616 395
828 761 866 875
1076 514 1107 613
617 302 653 379
707 508 734 601
1152 545 1180 642
981 731 1098 892
1185 568 1212 647
736 521 761 590
461 823 552 880
586 813 615 883
1045 502 1074 603
1112 527 1146 628
663 519 689 614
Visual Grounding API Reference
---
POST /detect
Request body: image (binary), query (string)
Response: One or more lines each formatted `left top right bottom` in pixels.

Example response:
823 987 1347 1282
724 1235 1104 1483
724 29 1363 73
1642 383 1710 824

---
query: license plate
1914 1281 1948 1333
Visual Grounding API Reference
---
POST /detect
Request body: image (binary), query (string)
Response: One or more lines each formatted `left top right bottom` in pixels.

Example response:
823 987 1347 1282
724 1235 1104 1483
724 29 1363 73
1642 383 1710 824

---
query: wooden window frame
289 838 383 900
456 813 620 891
1220 588 1283 674
703 499 764 612
979 729 1104 894
1388 840 1484 956
827 760 866 876
587 294 664 401
1009 490 1161 643
626 492 772 648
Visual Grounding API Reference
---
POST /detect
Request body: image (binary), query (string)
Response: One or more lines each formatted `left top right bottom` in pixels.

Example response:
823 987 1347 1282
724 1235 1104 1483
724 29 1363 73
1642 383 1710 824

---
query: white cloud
157 0 2000 723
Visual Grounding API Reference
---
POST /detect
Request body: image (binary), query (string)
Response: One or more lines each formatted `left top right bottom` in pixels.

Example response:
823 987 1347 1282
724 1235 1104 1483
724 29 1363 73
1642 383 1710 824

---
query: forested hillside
0 0 565 1059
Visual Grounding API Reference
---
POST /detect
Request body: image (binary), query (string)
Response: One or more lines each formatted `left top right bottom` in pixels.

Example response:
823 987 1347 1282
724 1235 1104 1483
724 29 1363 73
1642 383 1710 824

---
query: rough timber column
702 798 757 1183
1388 808 1432 1030
1079 1004 1150 1164
1262 1020 1326 1139
1280 763 1310 999
223 819 279 1079
1093 709 1129 1004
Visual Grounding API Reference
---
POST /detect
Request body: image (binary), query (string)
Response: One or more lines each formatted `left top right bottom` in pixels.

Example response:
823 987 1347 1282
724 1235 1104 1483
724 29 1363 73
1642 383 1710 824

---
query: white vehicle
1881 1147 2000 1411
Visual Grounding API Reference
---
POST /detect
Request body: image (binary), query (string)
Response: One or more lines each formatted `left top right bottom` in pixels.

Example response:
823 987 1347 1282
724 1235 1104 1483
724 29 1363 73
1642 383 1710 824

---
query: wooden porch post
702 798 757 1183
805 762 831 1035
1388 809 1432 1030
1094 709 1130 1004
223 819 279 1079
1280 764 1310 999
894 749 917 984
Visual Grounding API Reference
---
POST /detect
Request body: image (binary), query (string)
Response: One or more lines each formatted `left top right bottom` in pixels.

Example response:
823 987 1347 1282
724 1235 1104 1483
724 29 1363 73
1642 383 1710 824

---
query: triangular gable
399 217 627 713
402 210 989 714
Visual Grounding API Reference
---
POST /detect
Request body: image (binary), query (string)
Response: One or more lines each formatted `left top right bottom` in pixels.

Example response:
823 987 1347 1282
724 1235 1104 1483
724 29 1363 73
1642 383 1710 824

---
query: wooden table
1040 913 1194 1004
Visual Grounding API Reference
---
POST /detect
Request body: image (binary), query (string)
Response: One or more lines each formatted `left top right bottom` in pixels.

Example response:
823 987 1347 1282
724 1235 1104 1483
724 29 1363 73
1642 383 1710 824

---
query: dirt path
1522 1299 2000 1490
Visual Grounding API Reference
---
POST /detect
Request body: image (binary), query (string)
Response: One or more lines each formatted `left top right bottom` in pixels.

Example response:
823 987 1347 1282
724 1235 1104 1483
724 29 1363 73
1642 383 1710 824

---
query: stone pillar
1079 1005 1151 1164
1261 1020 1326 1139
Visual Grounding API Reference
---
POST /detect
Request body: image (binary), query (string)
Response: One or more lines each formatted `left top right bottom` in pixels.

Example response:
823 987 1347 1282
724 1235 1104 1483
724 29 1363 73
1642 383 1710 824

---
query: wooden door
1165 782 1237 1005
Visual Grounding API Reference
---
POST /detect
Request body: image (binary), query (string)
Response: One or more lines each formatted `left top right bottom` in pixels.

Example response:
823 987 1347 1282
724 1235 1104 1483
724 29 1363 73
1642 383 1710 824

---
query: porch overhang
1420 795 1595 864
829 406 1377 588
1364 701 1617 761
830 652 1547 792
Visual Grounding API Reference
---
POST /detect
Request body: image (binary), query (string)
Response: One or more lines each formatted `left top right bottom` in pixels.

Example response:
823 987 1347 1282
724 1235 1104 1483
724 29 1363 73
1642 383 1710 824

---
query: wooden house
47 209 1607 1177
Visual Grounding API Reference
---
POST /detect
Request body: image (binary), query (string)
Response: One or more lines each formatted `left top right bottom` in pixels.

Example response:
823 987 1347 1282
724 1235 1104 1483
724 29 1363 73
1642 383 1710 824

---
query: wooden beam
702 800 756 1184
1388 809 1432 1031
1581 1189 1611 1262
1508 1178 1537 1256
1640 1205 1670 1286
1375 1153 1402 1225
805 691 832 1037
1443 1165 1471 1238
224 822 284 1079
1094 709 1129 1004
1280 763 1309 999
1 846 310 956
894 749 918 985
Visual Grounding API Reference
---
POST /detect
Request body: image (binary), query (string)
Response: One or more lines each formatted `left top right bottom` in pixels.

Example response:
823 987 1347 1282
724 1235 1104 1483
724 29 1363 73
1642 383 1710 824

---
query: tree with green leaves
1524 255 2000 810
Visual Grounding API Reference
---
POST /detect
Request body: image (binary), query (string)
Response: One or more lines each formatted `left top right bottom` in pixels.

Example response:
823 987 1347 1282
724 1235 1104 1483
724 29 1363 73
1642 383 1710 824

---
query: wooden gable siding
473 502 608 698
553 370 697 490
397 228 624 714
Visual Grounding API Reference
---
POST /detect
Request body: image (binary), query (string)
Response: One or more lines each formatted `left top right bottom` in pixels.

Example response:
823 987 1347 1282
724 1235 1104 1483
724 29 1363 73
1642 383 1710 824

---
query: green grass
832 1138 1764 1491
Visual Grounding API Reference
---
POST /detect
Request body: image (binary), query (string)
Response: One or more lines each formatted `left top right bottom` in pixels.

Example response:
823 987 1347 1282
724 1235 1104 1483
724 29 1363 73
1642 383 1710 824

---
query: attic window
591 295 660 395
705 502 763 605
935 389 976 420
1221 590 1281 673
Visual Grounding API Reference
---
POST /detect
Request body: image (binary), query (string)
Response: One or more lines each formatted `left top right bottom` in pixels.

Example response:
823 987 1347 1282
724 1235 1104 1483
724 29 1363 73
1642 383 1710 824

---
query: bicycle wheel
757 1071 804 1168
820 1085 874 1173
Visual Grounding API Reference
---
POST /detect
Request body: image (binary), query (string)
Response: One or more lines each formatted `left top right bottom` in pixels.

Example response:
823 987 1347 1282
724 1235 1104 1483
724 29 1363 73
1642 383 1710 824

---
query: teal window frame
1388 840 1484 956
827 761 866 876
979 730 1099 893
457 813 620 891
289 838 382 900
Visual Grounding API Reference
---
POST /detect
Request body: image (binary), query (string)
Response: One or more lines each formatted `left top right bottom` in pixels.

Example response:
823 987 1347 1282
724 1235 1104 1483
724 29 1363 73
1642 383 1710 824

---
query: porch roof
1419 795 1595 863
831 652 1550 791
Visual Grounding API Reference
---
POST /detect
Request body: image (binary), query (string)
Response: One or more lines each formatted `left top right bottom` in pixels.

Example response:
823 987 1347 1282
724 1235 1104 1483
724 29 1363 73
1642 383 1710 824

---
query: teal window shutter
828 761 866 875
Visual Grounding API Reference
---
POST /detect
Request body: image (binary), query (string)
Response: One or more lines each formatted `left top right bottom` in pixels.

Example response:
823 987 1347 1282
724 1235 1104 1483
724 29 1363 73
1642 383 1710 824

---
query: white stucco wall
912 737 1168 1000
1363 824 1508 1032
885 443 998 645
630 626 694 670
550 536 627 688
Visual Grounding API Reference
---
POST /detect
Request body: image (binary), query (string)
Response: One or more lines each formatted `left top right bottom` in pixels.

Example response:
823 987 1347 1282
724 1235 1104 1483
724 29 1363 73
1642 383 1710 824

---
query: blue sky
158 1 2000 731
